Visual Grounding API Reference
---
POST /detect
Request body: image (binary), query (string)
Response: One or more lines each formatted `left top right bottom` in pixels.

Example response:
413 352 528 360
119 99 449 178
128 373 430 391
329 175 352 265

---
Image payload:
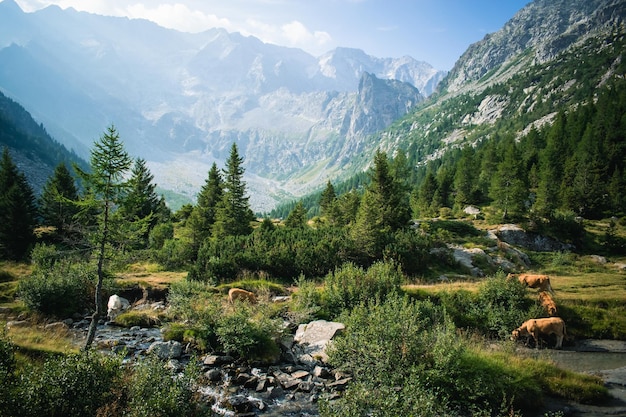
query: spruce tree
490 139 527 220
319 181 336 216
75 126 132 349
285 201 308 228
0 148 37 260
117 158 169 248
212 143 254 239
351 150 410 258
187 162 223 253
39 162 79 233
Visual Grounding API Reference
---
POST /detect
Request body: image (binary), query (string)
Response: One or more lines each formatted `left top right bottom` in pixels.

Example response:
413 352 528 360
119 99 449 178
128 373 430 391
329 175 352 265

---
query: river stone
205 368 222 382
203 354 235 366
45 322 69 332
294 320 345 364
147 340 182 359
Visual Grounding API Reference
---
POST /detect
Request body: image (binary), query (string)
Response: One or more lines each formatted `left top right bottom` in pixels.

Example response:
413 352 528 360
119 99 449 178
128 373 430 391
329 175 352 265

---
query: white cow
107 294 131 321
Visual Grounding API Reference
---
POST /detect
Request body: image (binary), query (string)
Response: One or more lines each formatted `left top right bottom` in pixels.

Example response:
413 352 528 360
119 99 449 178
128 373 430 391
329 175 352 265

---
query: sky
13 0 531 70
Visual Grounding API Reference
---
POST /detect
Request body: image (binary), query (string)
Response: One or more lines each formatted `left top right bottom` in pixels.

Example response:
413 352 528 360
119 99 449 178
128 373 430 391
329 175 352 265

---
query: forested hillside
0 91 87 193
274 14 626 225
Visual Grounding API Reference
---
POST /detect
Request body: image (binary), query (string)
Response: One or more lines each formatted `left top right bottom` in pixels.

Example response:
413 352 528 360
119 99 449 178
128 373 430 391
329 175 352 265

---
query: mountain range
0 0 444 210
1 0 625 213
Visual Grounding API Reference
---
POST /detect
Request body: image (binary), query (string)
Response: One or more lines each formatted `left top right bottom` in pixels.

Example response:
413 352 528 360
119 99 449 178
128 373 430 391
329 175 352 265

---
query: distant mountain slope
0 91 87 194
360 0 626 177
0 0 445 210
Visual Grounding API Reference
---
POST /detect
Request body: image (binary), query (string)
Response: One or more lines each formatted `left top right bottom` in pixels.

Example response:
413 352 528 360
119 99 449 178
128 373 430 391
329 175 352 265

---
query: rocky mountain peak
441 0 626 93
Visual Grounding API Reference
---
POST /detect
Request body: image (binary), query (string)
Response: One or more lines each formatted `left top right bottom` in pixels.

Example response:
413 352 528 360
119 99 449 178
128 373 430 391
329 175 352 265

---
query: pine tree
188 163 223 243
453 147 476 210
285 201 308 228
212 143 254 239
319 181 336 216
414 170 437 218
121 158 164 221
351 150 410 258
75 126 132 349
39 162 79 230
0 148 38 260
490 139 528 220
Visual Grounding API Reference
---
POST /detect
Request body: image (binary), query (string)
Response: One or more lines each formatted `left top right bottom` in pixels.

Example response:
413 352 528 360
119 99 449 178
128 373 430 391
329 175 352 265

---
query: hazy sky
13 0 531 70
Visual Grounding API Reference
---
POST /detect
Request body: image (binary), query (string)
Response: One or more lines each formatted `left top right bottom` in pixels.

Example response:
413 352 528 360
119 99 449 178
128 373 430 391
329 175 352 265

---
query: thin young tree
75 126 132 350
0 148 38 260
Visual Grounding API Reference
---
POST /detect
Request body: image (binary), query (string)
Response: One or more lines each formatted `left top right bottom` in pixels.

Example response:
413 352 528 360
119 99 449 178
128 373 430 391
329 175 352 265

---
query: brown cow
509 273 555 294
511 317 567 349
538 291 557 316
228 288 257 304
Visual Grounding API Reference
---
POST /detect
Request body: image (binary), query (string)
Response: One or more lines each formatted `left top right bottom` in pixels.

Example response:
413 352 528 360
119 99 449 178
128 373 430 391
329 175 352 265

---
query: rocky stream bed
5 303 626 416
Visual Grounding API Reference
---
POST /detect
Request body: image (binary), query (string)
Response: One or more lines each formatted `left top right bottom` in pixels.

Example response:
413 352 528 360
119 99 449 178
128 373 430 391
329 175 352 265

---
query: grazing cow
511 317 567 349
107 294 131 321
538 291 558 316
228 288 257 304
509 273 555 294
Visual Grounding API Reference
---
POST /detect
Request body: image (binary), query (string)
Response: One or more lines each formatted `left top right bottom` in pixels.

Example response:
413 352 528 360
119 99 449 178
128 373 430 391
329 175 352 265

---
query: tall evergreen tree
212 143 254 239
490 139 527 220
188 163 223 253
75 126 132 349
319 180 337 216
285 201 308 228
453 147 476 210
121 158 164 221
118 158 168 248
414 170 438 218
0 148 38 260
39 162 79 228
351 150 410 258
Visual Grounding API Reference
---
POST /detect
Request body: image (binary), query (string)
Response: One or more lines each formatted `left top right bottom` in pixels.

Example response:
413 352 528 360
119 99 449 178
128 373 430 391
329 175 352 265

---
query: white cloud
281 20 332 51
125 3 233 33
14 0 333 55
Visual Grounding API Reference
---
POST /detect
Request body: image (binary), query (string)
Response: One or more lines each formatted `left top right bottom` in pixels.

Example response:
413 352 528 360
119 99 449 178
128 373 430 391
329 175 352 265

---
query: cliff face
441 0 626 93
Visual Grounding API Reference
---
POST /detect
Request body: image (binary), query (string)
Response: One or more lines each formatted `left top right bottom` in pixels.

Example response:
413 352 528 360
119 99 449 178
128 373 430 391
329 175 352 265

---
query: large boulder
494 224 574 252
293 320 345 365
147 340 182 359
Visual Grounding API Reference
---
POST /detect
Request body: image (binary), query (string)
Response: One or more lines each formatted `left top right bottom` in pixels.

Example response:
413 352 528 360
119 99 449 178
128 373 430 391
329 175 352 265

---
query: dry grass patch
5 321 80 356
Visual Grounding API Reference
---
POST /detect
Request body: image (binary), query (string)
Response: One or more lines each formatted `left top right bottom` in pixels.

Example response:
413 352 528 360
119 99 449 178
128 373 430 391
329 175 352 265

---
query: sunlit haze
12 0 530 70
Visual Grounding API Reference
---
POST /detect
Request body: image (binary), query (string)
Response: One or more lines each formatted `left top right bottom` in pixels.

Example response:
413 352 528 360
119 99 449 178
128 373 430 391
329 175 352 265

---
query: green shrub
17 351 122 417
470 272 537 338
17 261 96 317
126 355 202 417
321 261 403 318
289 275 323 323
216 305 281 362
324 294 601 416
0 331 18 415
148 222 174 250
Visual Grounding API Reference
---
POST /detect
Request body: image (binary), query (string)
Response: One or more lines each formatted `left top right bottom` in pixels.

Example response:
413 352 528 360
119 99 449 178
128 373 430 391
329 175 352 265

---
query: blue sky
13 0 531 70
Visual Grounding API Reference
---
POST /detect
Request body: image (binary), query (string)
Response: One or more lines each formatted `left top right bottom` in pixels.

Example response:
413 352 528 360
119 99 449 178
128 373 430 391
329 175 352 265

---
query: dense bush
439 272 538 338
0 331 18 414
125 355 202 417
321 261 403 319
17 260 97 317
168 279 282 361
17 351 122 417
216 304 282 362
323 294 601 416
191 227 358 283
